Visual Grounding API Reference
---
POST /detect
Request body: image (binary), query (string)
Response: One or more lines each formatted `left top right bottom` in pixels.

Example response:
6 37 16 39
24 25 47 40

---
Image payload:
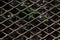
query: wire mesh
0 0 60 40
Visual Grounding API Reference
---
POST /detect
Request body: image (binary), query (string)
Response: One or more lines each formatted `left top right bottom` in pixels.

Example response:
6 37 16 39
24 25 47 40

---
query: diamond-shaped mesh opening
51 31 60 37
23 23 33 30
3 4 12 10
17 12 26 18
45 3 53 9
24 15 33 22
51 7 60 13
10 16 19 22
24 7 33 14
3 36 12 40
3 28 12 34
44 19 53 25
25 0 33 6
30 11 40 18
31 27 40 34
0 0 60 40
51 15 60 21
10 8 19 14
9 31 19 38
3 12 12 18
17 27 26 34
38 31 47 37
10 24 19 30
37 23 47 29
44 11 53 18
10 0 19 6
0 24 5 30
31 4 40 10
16 3 26 10
3 20 12 26
51 23 60 29
44 35 54 40
16 20 27 25
37 0 47 6
51 0 60 6
44 27 54 33
31 19 40 26
0 32 5 38
24 31 33 38
37 16 47 22
38 8 46 13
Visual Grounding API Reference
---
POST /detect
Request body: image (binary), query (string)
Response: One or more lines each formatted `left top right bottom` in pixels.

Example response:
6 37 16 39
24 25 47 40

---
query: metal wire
0 0 60 40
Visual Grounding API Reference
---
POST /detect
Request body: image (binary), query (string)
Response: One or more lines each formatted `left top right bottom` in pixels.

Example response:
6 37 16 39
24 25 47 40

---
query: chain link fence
0 0 60 40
